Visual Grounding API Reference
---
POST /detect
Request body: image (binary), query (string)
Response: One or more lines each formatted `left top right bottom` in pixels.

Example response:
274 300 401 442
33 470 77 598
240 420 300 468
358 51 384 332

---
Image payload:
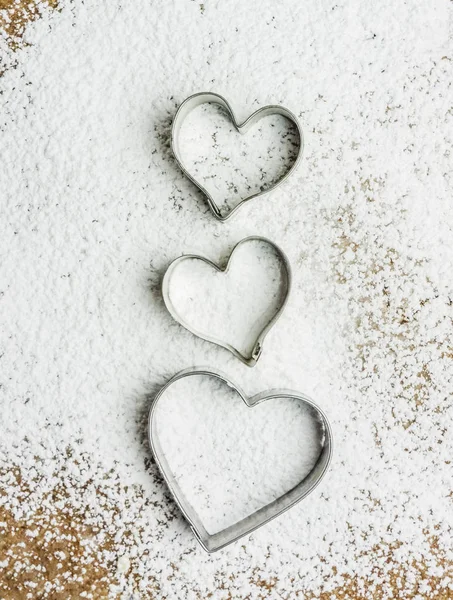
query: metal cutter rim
171 91 304 221
148 367 333 553
161 236 292 367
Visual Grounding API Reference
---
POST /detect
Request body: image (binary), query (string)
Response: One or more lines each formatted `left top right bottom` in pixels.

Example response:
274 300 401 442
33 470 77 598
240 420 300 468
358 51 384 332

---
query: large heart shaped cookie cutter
162 236 291 367
171 92 304 221
148 367 333 553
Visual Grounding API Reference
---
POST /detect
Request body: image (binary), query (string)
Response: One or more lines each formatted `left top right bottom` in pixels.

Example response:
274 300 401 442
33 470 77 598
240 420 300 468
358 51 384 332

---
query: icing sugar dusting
0 0 453 598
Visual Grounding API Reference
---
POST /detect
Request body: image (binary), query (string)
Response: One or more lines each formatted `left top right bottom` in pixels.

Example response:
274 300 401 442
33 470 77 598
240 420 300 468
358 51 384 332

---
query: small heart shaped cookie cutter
161 236 291 367
148 367 333 553
171 92 304 221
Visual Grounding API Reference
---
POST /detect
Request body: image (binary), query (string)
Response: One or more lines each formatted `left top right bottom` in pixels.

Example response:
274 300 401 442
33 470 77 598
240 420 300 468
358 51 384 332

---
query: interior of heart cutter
177 101 300 217
151 374 328 536
165 238 289 362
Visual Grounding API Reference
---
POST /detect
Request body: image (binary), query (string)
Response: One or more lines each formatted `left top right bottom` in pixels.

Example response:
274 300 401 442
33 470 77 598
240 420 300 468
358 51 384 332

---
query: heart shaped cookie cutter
148 367 333 553
171 92 304 221
162 236 291 367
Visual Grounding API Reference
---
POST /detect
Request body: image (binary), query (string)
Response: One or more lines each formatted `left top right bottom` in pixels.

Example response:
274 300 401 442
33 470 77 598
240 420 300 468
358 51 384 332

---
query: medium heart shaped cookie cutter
161 236 291 367
171 92 304 221
148 367 333 553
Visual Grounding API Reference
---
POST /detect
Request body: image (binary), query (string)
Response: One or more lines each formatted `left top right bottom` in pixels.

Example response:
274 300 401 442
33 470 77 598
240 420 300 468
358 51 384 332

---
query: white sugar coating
154 374 324 534
167 239 287 357
178 103 299 217
1 0 453 598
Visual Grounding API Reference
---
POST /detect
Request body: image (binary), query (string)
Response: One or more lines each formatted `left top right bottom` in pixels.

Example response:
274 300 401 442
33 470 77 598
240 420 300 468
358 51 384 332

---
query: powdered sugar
0 0 452 597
